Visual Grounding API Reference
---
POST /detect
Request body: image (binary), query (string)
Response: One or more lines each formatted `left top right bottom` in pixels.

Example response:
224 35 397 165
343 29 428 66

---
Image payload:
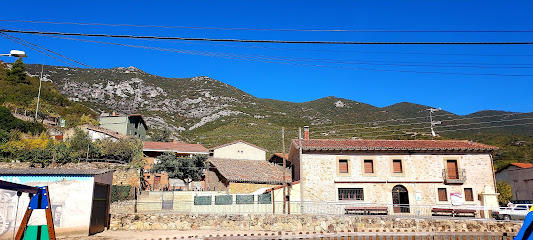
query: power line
2 19 533 33
311 112 532 133
0 33 78 68
33 34 533 77
2 28 533 45
2 33 94 68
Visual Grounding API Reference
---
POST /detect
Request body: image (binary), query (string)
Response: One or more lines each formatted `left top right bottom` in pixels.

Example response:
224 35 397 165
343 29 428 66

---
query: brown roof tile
209 158 291 184
292 139 498 152
143 141 208 154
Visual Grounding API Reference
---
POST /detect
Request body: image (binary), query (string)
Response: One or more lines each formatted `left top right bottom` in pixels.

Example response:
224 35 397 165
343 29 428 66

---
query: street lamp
0 50 27 58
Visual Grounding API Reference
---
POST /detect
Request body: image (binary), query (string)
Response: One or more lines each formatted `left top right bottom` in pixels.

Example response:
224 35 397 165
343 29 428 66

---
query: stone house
206 158 291 193
288 138 499 215
98 113 148 140
495 162 533 183
209 140 267 160
508 167 533 201
142 141 209 191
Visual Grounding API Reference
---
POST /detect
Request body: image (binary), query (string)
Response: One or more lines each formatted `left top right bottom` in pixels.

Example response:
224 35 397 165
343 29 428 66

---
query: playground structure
0 180 55 240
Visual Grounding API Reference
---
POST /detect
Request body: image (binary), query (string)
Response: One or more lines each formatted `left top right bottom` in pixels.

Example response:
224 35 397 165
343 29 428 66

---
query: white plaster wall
213 142 266 160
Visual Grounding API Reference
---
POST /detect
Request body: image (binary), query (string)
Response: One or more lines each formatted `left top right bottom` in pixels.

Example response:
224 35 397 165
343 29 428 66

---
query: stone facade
211 141 267 161
109 213 520 233
296 151 497 209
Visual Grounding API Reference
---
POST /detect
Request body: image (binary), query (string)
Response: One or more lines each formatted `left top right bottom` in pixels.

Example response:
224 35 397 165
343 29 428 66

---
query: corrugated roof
143 141 208 154
209 140 269 152
0 168 113 175
209 158 291 184
292 139 498 152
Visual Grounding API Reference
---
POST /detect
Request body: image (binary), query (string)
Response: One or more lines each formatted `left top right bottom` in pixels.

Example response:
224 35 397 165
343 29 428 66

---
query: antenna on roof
427 108 441 139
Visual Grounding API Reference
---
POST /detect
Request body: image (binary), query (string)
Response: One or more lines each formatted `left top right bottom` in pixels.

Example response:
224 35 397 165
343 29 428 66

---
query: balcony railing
442 168 466 184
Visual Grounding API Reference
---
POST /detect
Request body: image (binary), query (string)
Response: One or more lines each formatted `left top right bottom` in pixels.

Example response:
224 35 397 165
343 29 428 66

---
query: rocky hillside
25 65 533 162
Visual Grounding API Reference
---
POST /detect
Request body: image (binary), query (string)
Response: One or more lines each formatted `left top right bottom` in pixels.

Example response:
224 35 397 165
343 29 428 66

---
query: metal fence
115 197 499 220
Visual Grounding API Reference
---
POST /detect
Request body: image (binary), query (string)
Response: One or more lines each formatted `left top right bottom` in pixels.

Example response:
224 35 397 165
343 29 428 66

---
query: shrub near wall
111 185 132 202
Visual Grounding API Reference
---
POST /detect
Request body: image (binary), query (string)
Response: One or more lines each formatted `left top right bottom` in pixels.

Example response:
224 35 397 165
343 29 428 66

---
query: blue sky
0 1 531 115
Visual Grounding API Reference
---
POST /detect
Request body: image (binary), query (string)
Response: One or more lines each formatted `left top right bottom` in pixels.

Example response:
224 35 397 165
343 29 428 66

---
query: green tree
101 138 142 163
150 152 207 185
68 128 94 160
5 58 29 84
151 129 171 142
496 180 513 206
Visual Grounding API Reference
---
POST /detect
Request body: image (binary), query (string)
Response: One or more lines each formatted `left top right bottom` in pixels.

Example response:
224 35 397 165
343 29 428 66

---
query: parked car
492 204 532 220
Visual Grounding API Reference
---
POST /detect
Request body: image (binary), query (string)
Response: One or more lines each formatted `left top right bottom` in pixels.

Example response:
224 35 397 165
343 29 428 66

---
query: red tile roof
509 163 533 169
209 140 269 152
209 158 291 184
272 153 289 159
143 141 208 154
292 139 498 152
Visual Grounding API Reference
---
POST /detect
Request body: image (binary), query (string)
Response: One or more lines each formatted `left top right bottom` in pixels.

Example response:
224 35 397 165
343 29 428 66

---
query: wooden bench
345 206 388 215
431 208 476 217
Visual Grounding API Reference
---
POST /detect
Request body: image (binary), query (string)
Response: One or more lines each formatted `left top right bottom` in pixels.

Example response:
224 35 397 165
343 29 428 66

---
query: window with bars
338 159 349 174
438 188 448 202
364 159 374 174
338 188 364 201
392 159 403 173
464 188 474 201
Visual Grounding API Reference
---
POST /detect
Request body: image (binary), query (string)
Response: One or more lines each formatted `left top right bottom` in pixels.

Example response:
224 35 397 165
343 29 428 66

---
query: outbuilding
0 168 113 239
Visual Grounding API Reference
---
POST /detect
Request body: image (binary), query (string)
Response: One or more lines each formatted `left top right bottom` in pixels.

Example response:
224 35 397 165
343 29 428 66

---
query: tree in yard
496 180 513 206
5 58 29 84
151 128 171 142
150 152 207 187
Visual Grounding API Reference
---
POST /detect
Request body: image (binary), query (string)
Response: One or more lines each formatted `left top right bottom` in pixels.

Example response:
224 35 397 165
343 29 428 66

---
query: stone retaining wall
110 213 521 233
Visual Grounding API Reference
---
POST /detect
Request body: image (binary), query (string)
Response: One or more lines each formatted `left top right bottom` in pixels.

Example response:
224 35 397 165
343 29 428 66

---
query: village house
209 140 267 160
98 113 148 140
508 167 533 201
142 141 209 191
206 140 291 193
288 134 500 217
495 162 533 183
206 158 291 193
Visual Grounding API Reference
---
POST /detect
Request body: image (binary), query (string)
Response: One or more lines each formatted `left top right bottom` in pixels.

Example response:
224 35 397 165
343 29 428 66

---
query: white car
492 204 532 221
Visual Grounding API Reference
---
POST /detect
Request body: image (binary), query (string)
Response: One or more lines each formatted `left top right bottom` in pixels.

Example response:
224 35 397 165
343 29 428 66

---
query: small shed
0 168 114 239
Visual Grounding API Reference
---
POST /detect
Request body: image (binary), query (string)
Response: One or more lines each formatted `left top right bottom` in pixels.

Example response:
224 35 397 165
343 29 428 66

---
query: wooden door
446 160 458 179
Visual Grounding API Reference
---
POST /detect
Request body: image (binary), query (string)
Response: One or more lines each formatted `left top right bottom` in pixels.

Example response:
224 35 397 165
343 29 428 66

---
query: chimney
304 126 309 140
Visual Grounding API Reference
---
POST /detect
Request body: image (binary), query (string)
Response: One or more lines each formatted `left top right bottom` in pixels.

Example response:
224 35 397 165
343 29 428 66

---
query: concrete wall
509 168 533 200
300 152 496 207
213 142 266 161
495 166 520 183
0 175 95 239
109 213 520 233
99 116 128 135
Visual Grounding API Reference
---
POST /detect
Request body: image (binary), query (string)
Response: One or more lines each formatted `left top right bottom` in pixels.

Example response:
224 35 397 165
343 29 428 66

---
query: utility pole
427 108 441 139
35 61 44 120
298 127 304 214
282 127 286 214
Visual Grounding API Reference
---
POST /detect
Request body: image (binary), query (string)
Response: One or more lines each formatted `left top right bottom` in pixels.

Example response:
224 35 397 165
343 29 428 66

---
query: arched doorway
392 185 410 213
